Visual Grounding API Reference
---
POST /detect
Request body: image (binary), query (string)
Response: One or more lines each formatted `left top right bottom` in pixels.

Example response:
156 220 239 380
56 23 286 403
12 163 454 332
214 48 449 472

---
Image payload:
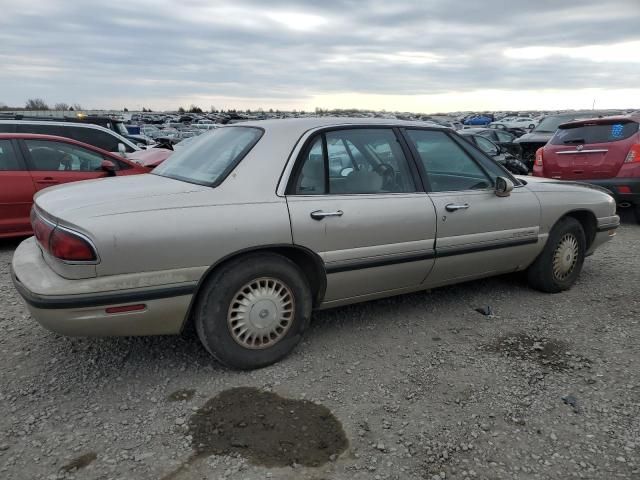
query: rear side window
0 140 21 170
551 121 639 145
71 127 134 152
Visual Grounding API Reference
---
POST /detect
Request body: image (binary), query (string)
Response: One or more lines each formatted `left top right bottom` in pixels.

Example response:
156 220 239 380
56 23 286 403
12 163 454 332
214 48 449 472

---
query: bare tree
54 102 70 111
72 103 83 111
25 98 49 110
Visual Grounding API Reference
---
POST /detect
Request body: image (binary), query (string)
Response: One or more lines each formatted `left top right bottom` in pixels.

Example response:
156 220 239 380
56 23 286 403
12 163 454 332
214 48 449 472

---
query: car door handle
445 203 470 212
310 210 343 220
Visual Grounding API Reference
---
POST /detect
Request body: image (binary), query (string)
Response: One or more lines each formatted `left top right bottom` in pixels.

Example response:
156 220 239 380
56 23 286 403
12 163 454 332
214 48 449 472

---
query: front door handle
445 203 470 212
310 210 343 220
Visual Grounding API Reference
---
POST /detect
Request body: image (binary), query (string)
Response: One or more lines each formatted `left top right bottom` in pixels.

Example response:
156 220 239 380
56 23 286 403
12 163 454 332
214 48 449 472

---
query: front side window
495 131 514 142
406 129 491 193
24 139 105 171
0 140 21 171
153 126 263 186
293 128 415 195
474 135 499 156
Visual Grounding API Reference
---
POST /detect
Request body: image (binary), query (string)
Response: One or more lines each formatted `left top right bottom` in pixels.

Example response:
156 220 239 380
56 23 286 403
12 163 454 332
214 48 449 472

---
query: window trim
286 125 424 196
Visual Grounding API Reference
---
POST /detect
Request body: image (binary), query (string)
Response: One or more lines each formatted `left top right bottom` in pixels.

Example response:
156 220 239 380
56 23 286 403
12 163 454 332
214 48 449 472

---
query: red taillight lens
624 144 640 163
49 228 97 262
535 147 544 166
31 211 54 250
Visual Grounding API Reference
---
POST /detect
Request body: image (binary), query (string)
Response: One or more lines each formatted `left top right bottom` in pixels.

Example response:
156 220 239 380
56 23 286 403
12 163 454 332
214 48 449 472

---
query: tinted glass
0 140 21 171
153 126 263 186
15 124 66 136
406 129 490 192
24 139 105 171
71 127 130 152
295 137 326 194
0 124 16 133
550 121 639 145
325 129 415 194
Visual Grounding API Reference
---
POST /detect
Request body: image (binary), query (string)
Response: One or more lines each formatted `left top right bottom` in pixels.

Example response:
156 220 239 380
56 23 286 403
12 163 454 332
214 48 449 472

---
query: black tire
634 204 640 225
194 253 312 370
527 217 586 293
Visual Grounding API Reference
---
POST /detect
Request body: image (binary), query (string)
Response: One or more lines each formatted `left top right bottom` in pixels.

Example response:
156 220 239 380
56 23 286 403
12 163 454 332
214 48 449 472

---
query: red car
0 133 150 238
533 114 640 223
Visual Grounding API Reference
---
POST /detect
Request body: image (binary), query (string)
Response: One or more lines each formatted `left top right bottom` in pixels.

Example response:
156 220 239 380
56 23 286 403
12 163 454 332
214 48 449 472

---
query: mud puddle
483 333 590 371
60 451 97 473
188 387 348 467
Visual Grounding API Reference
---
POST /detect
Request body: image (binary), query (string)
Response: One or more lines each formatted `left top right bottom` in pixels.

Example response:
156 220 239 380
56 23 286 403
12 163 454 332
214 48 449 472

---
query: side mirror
101 159 117 176
117 142 127 157
495 176 514 197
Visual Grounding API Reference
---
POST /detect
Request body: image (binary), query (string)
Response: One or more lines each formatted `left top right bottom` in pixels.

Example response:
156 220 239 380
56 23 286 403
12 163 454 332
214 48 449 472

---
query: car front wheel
527 217 586 293
194 253 312 369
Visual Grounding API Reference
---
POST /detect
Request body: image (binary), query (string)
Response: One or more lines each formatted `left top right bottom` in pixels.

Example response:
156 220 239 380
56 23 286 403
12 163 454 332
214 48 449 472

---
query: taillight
624 144 640 163
31 209 97 262
49 228 97 262
535 147 544 166
31 210 54 250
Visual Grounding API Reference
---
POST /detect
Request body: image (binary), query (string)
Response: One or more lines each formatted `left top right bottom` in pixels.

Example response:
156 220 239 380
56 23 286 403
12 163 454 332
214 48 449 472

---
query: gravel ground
0 217 638 480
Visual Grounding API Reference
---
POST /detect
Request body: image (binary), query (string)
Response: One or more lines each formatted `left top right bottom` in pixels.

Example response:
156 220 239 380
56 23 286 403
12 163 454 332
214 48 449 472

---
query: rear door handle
310 210 343 220
445 203 470 212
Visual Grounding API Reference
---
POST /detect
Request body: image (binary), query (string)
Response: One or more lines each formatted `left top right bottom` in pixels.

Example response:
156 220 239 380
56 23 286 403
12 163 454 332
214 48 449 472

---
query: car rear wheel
194 253 312 370
527 217 586 293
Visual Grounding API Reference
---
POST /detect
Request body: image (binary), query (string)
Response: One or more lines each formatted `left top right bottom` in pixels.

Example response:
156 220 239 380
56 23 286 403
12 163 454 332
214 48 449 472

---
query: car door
21 138 109 191
0 139 36 236
403 128 541 287
286 127 437 303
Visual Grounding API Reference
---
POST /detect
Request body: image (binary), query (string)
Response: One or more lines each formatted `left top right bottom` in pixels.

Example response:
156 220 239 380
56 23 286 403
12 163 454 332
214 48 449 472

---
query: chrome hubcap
552 233 579 280
227 277 294 349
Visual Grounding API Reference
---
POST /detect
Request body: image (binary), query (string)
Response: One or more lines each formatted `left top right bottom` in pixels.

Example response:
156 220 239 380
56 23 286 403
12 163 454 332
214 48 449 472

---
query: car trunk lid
543 118 639 180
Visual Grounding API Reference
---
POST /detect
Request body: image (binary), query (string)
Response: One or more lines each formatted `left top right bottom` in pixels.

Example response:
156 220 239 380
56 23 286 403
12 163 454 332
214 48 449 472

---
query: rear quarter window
551 121 639 145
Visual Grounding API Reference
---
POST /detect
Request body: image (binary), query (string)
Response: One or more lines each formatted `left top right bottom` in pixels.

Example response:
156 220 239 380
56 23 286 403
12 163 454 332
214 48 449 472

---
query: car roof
0 133 122 158
236 117 447 137
559 113 640 128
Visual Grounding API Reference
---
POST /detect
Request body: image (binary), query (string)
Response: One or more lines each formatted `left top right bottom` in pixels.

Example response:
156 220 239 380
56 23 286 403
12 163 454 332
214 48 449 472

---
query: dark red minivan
533 114 640 223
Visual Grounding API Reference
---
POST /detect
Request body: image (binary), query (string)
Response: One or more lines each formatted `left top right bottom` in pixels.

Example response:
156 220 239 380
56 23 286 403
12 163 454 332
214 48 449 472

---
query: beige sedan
11 118 619 369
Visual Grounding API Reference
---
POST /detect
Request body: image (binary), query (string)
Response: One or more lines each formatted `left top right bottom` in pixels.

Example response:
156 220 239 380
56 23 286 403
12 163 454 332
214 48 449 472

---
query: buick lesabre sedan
11 118 620 369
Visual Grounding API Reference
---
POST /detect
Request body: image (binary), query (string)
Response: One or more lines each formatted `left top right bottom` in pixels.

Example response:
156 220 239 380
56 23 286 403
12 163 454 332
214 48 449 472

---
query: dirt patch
167 388 195 402
483 333 590 371
187 387 348 467
60 451 97 472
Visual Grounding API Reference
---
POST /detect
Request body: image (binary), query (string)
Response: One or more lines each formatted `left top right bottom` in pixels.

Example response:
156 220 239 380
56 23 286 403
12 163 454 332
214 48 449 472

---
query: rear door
402 128 541 287
545 120 638 179
20 138 109 191
0 139 36 236
286 127 437 303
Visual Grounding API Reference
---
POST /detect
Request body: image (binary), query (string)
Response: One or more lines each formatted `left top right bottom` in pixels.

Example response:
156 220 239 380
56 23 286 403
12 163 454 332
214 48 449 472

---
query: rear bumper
574 178 640 206
11 238 195 336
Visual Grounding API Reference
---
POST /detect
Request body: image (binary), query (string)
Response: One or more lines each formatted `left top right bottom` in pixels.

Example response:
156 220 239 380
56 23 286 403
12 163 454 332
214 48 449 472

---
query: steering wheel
375 163 396 189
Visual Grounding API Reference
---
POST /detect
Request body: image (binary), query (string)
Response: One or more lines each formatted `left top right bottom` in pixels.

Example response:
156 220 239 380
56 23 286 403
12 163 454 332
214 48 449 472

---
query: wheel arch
179 244 326 332
561 209 597 249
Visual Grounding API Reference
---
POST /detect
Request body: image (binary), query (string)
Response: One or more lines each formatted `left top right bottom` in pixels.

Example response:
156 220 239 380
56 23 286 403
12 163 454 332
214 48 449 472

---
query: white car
490 117 538 130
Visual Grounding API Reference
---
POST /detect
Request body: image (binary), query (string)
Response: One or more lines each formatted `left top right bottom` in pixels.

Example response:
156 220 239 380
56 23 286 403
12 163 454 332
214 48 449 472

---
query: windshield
152 126 263 186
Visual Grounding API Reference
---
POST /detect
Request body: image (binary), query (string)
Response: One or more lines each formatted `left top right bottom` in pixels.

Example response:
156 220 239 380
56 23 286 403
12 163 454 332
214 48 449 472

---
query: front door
403 128 541 287
0 139 35 236
286 128 437 303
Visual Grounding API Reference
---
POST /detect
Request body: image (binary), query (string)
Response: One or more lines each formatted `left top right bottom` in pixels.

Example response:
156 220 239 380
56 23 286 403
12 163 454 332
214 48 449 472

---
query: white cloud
504 41 640 63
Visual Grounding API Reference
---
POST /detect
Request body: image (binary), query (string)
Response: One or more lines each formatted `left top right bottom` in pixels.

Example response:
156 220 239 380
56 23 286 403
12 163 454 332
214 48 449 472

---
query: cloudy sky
1 0 639 112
